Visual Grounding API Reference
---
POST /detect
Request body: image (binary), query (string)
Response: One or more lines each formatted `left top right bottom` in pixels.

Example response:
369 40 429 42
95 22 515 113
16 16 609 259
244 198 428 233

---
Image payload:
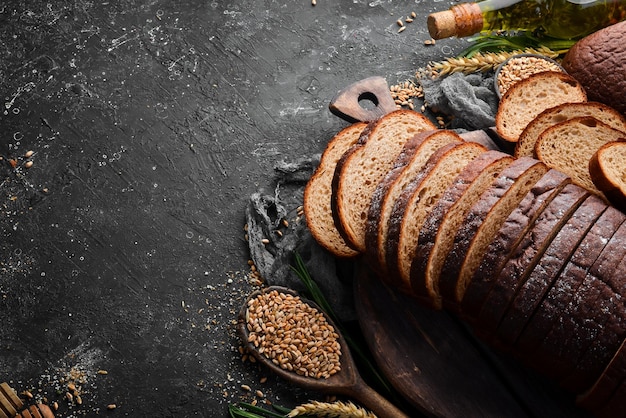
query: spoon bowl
238 286 408 418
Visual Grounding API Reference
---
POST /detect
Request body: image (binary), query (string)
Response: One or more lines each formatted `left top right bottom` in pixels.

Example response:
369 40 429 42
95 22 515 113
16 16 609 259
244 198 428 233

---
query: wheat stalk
424 46 559 78
287 400 378 418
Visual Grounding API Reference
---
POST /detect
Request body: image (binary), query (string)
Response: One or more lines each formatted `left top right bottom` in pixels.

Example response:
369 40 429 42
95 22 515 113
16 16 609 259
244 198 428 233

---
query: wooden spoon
238 286 409 418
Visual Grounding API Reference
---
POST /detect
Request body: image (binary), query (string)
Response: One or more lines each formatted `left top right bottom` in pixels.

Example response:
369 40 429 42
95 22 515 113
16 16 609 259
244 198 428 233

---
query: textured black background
0 1 471 416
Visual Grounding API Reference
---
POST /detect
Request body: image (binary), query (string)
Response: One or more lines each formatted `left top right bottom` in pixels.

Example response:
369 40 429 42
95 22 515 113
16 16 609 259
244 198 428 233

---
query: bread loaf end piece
495 71 587 143
589 139 626 213
331 109 436 252
460 169 571 321
561 21 626 116
304 122 367 258
439 157 548 312
514 102 626 158
410 150 514 309
365 130 462 279
386 141 487 291
535 116 626 196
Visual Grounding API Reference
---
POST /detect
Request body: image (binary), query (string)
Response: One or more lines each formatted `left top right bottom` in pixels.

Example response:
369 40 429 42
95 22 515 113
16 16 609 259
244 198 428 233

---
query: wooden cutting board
354 264 592 417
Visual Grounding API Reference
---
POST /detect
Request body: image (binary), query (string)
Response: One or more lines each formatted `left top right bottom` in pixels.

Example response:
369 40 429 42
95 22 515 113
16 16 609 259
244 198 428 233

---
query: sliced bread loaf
365 130 462 279
304 122 367 258
535 116 626 196
385 141 487 290
514 102 626 158
499 204 625 349
495 71 587 143
459 169 571 321
438 157 548 312
480 192 604 343
589 139 626 212
331 109 436 252
410 150 514 309
516 219 626 355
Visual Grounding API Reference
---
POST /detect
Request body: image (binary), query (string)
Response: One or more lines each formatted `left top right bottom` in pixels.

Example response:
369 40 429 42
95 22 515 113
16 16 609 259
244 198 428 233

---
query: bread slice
516 219 626 356
365 130 463 278
480 192 605 343
514 102 626 158
577 338 626 411
460 169 571 322
304 122 367 258
499 204 625 350
495 71 587 143
385 141 487 290
589 139 626 212
535 116 626 196
331 109 436 252
410 150 514 309
438 157 548 312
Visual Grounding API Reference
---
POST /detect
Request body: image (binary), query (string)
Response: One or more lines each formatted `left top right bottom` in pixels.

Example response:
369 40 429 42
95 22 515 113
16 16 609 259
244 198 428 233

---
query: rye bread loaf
499 205 626 349
304 122 367 258
385 141 487 289
534 116 626 196
365 130 462 280
410 150 514 309
475 186 606 342
438 157 548 311
460 169 571 321
495 71 587 143
492 195 607 345
514 102 626 158
577 338 626 412
561 21 626 116
331 109 436 252
589 139 626 212
516 219 626 356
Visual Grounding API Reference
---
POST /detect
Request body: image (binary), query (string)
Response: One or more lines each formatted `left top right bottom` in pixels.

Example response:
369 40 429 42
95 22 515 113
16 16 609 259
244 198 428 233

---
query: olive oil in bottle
428 0 626 40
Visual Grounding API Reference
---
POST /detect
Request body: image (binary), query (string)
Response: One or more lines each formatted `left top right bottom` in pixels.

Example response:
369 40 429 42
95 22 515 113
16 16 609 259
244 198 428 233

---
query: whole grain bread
365 130 462 280
331 109 436 252
410 150 514 309
589 139 626 212
438 157 548 311
483 193 604 344
304 122 367 258
561 21 626 115
385 141 487 289
534 116 626 196
460 169 571 321
514 102 626 158
495 71 587 143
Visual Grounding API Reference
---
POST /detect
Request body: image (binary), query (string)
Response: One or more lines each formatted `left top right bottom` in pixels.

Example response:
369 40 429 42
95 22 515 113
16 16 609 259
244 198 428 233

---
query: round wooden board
353 264 592 418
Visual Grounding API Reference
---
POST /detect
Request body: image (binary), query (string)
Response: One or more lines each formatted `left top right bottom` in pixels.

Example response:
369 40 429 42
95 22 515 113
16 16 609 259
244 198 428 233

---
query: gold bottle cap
427 3 484 39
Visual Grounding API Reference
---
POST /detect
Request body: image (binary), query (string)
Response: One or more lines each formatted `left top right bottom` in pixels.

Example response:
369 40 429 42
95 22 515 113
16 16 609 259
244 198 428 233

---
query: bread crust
460 169 570 321
410 150 514 309
589 139 626 213
496 195 607 345
561 21 626 115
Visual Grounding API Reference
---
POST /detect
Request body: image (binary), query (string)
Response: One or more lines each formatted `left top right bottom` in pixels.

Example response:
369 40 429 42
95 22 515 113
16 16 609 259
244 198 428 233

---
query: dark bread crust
516 218 626 357
460 169 570 322
561 21 626 115
410 150 514 308
496 196 608 344
364 130 460 282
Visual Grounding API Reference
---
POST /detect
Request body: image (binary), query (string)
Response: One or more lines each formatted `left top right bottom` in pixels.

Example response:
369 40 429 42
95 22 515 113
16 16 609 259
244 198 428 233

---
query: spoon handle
348 380 410 418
